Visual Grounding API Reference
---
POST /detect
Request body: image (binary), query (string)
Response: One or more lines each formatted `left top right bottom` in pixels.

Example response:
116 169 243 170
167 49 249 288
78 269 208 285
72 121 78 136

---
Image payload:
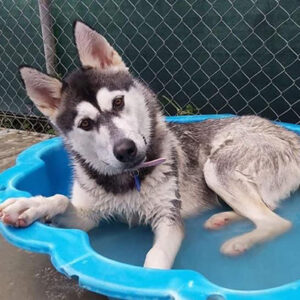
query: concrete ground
0 129 107 300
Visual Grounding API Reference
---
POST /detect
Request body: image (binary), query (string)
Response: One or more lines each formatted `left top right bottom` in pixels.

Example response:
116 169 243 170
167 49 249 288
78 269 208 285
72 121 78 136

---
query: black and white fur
1 21 300 269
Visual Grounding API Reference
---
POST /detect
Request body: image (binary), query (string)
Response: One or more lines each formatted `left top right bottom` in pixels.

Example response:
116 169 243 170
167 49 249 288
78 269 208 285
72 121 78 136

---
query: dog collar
132 158 166 192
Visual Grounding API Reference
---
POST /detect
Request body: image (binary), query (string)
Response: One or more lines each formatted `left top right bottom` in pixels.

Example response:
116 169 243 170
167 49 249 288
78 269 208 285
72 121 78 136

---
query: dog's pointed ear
74 21 127 71
19 67 63 119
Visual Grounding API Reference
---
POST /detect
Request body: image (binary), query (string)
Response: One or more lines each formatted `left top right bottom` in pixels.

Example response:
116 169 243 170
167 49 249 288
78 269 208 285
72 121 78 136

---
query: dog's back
169 116 300 217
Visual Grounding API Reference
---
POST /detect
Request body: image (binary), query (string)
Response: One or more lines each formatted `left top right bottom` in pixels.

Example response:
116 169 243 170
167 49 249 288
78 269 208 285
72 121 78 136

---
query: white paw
221 237 249 256
0 197 44 227
204 215 229 230
144 247 172 269
0 195 69 228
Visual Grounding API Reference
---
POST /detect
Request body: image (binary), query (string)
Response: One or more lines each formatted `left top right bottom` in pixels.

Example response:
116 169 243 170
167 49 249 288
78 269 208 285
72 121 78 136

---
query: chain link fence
0 0 300 133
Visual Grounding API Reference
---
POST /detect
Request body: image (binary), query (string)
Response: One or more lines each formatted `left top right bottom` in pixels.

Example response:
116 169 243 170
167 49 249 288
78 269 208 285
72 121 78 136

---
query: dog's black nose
113 139 137 163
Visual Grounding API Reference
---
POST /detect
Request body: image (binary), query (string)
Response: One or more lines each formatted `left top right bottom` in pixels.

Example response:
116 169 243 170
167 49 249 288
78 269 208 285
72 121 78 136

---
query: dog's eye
113 95 124 110
78 118 94 131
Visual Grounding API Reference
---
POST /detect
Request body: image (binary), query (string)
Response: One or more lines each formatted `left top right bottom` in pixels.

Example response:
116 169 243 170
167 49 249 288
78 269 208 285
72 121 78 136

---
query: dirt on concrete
0 129 107 300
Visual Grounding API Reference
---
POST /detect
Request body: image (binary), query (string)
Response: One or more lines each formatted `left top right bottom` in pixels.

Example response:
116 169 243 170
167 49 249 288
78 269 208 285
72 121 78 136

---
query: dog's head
20 21 161 175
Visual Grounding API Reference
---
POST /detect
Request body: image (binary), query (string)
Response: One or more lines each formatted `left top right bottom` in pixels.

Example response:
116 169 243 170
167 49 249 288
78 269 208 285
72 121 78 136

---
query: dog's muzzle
113 138 137 163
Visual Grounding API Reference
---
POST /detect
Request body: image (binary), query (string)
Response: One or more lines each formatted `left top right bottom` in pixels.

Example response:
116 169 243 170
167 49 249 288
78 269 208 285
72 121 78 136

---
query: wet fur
1 21 300 268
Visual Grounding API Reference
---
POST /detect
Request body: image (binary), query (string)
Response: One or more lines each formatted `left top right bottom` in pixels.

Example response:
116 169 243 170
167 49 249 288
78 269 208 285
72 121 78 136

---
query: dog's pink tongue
139 158 166 168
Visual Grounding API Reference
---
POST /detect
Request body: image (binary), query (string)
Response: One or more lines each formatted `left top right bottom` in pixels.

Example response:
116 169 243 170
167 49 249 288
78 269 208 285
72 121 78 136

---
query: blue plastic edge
0 114 300 299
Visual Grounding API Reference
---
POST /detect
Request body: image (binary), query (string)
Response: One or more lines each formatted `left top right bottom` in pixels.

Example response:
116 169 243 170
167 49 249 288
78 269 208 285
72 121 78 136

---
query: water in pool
89 190 300 291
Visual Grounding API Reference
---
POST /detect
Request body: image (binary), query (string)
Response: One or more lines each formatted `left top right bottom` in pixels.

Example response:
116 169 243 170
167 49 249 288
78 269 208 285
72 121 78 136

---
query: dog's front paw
0 195 69 228
0 197 44 227
144 247 172 269
220 237 249 256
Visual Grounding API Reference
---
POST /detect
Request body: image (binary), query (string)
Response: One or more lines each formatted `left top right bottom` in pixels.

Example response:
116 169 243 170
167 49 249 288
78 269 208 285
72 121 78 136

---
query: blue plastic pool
1 115 300 299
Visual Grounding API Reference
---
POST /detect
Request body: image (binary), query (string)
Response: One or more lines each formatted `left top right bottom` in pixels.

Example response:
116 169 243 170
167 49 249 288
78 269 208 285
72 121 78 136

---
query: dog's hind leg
204 211 244 230
204 159 292 256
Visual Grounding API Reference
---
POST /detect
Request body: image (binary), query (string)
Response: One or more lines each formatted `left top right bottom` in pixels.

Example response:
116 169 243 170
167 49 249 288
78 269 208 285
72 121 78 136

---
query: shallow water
89 190 300 291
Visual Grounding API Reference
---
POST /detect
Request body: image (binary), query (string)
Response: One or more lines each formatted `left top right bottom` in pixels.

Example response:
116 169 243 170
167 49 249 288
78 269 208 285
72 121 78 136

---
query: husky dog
1 21 300 269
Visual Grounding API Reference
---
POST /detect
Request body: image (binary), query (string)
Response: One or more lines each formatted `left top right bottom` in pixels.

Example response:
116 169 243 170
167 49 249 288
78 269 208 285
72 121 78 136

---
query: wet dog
1 21 300 269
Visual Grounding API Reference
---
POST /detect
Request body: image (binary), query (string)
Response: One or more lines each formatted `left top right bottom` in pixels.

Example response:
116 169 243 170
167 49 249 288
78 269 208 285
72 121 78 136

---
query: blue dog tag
133 172 141 192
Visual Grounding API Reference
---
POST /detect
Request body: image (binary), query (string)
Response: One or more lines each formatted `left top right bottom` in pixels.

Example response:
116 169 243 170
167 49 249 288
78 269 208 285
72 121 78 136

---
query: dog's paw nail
17 218 27 227
204 219 226 230
214 221 224 226
3 214 13 225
